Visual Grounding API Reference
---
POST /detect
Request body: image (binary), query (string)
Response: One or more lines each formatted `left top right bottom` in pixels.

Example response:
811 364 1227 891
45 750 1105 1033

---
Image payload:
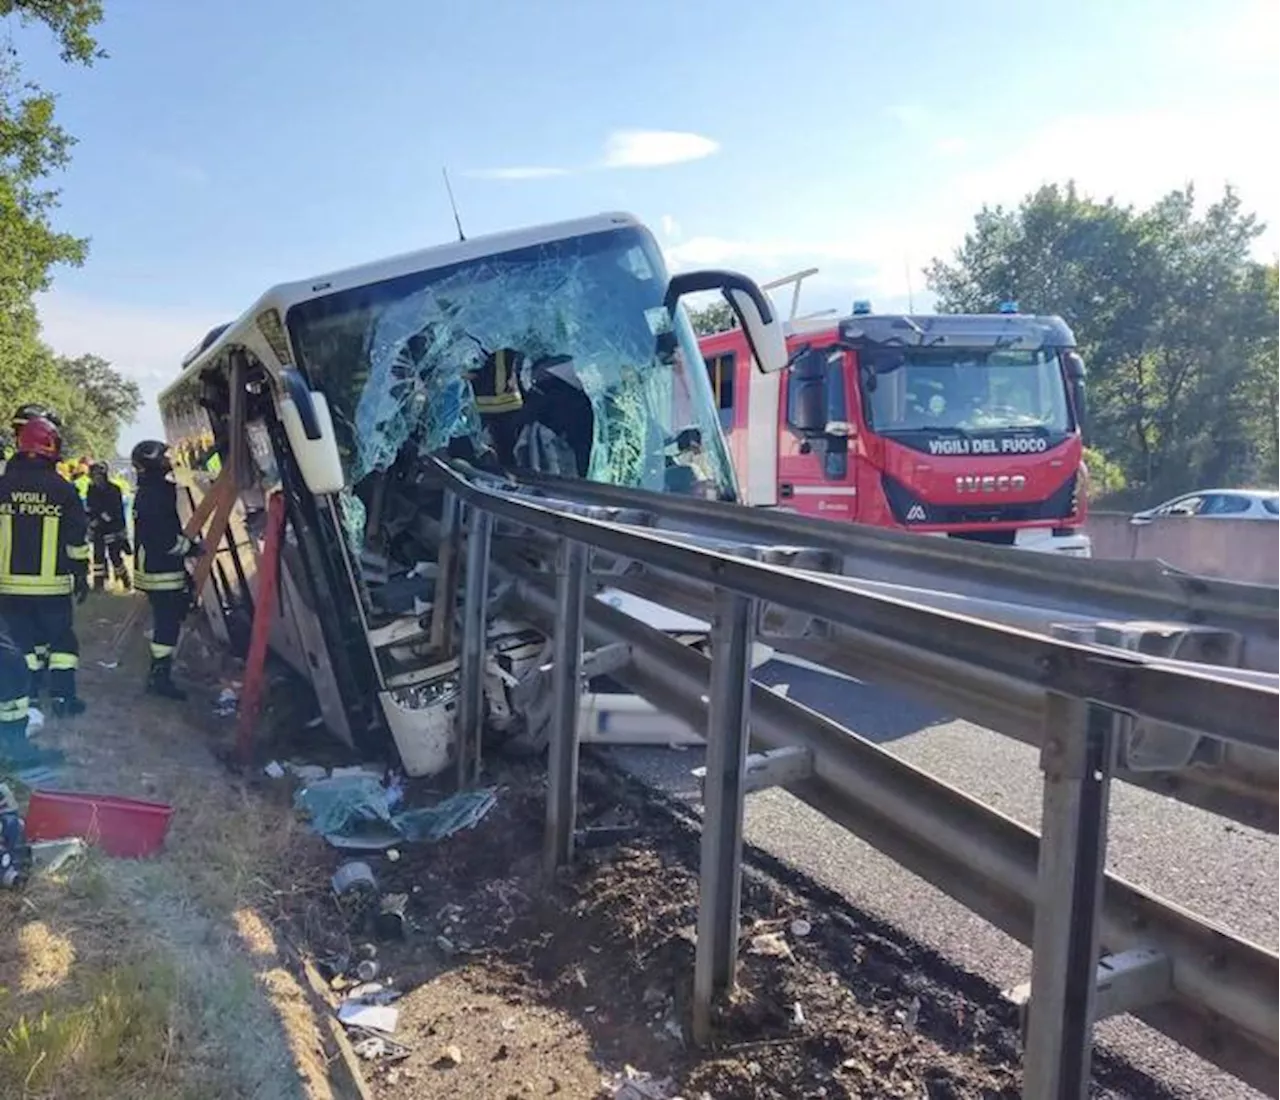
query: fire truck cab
700 294 1091 555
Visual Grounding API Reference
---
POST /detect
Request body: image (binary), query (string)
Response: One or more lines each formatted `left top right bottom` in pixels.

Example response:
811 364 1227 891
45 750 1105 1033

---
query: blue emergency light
851 299 873 316
998 300 1019 314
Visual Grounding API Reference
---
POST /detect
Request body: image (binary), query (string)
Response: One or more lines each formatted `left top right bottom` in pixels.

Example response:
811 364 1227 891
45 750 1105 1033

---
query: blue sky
12 0 1277 450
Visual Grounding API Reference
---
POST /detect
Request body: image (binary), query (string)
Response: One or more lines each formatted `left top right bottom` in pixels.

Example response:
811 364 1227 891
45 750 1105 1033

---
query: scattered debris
435 1044 463 1068
604 1065 677 1099
356 958 380 982
337 1001 400 1034
350 1029 412 1062
332 859 378 897
26 706 45 732
30 836 85 873
904 994 921 1032
212 686 239 717
789 917 812 938
393 787 497 842
286 761 328 782
375 892 409 940
353 1036 387 1061
294 774 498 849
747 932 794 960
263 759 286 779
386 847 400 862
792 1002 807 1027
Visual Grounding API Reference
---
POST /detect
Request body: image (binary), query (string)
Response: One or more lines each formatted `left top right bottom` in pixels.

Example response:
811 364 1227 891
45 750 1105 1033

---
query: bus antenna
442 167 466 241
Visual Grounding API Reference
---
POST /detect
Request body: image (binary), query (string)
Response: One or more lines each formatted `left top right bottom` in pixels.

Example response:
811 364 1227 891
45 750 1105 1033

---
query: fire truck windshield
860 347 1073 436
286 225 736 501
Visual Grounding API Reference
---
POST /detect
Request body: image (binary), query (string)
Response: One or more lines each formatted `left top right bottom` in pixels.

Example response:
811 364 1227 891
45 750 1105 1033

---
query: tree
686 300 738 337
926 183 1279 503
1 2 119 454
1 2 103 314
56 353 142 456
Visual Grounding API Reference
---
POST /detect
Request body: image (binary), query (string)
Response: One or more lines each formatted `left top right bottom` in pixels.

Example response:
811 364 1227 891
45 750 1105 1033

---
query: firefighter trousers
146 588 188 660
92 532 130 589
0 595 80 703
0 617 29 738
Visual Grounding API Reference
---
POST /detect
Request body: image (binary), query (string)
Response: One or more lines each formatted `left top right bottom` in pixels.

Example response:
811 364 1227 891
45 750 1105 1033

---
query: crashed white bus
159 213 785 775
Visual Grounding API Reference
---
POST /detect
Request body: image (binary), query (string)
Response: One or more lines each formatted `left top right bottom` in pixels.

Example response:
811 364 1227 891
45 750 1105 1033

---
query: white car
1132 489 1279 523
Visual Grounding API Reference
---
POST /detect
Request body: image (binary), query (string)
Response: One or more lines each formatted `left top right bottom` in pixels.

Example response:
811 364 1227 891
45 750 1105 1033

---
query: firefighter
12 403 61 438
131 440 201 700
0 415 90 718
471 346 527 466
86 461 131 591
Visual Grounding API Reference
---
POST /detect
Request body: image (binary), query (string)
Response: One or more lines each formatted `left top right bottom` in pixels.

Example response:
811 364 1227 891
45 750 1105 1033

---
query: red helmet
16 416 62 461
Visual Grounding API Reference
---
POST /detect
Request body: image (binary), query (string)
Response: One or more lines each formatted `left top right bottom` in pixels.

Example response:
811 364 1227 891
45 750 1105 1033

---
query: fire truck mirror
1063 351 1088 441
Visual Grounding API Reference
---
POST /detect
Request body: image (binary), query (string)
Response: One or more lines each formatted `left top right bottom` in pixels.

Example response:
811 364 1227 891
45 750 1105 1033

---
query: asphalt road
601 658 1278 1100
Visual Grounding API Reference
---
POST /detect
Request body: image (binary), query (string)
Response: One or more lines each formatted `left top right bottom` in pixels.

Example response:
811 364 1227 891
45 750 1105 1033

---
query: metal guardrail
516 472 1280 673
483 479 1280 830
429 461 1279 1098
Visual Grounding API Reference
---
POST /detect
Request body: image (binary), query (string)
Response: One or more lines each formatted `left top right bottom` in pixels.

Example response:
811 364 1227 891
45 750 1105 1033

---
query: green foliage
926 183 1279 504
0 1 134 456
58 353 143 453
0 961 180 1096
0 1 105 65
1082 445 1127 501
686 299 738 337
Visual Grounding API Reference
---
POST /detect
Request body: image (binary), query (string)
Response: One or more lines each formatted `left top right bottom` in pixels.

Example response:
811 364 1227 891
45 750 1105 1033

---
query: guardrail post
544 539 588 875
1023 693 1117 1100
429 489 461 656
693 588 757 1046
457 505 492 790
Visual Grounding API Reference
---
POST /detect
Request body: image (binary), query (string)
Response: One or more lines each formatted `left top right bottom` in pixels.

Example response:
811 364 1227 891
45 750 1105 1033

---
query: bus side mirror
279 368 345 495
666 269 787 374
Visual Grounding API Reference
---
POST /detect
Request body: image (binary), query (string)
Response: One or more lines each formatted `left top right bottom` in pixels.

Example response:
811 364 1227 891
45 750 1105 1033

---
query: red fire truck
698 279 1091 555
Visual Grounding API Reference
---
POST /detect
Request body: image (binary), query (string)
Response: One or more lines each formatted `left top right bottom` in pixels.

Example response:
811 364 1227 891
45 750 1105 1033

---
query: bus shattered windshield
285 225 735 503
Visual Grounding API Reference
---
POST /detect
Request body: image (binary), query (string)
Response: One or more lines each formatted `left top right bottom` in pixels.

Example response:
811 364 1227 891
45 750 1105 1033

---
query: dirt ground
282 760 1179 1100
1 592 1178 1100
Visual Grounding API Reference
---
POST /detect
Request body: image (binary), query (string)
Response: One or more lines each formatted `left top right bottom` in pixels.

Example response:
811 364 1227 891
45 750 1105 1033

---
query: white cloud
601 130 720 169
35 291 231 453
463 166 569 180
468 129 720 181
952 108 1277 225
933 136 969 157
660 213 682 241
664 102 1278 313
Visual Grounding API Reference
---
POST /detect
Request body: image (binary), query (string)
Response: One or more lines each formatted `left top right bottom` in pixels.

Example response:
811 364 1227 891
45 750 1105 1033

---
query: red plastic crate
25 790 174 858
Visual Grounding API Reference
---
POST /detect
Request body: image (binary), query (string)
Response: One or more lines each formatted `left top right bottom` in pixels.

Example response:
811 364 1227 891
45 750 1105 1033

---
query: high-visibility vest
0 457 90 596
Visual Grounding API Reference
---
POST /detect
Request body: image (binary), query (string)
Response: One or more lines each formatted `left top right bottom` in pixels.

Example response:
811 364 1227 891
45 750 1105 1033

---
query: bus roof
161 211 644 403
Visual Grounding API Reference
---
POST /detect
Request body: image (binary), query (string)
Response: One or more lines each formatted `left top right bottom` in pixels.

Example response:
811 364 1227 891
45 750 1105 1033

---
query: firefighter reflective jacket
473 348 525 414
0 456 90 596
133 471 190 592
86 480 127 537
